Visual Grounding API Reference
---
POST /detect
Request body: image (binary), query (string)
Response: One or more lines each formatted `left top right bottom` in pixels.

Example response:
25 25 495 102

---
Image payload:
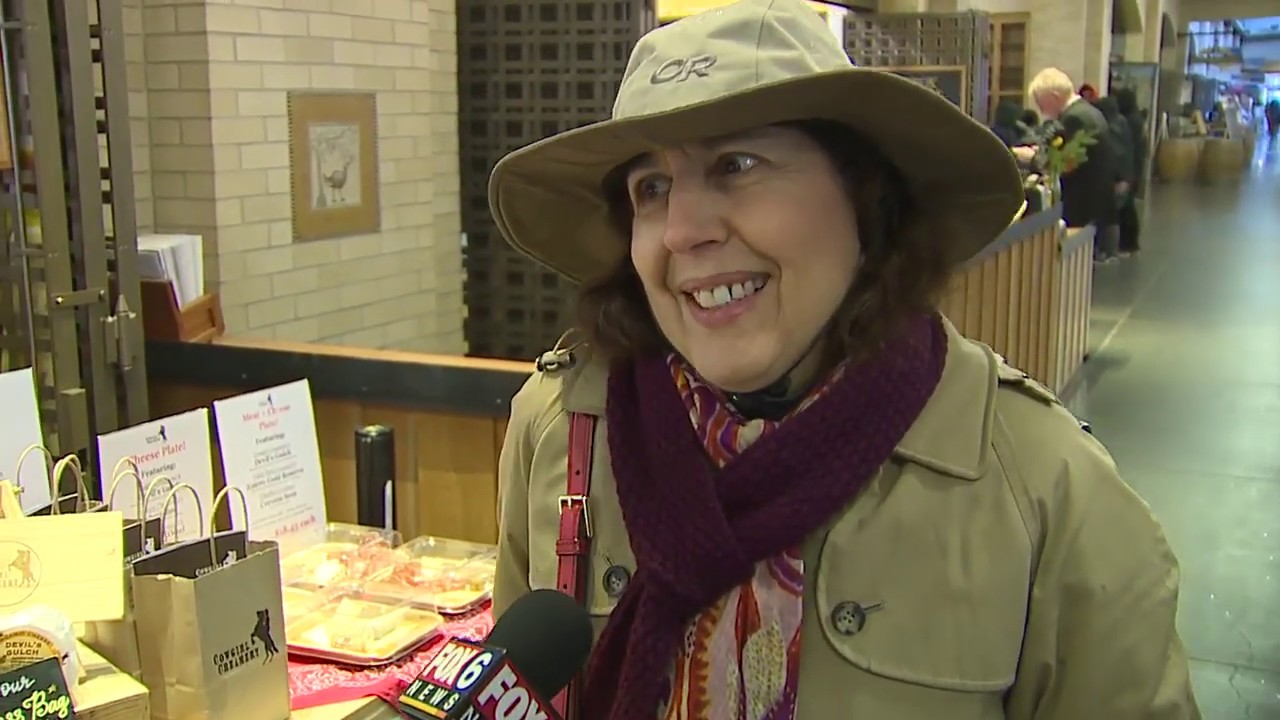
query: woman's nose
661 181 725 254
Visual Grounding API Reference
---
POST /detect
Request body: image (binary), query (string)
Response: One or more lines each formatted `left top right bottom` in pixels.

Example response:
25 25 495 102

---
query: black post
354 425 395 529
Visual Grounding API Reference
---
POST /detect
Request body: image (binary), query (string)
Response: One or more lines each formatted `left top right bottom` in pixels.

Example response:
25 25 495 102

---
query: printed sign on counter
212 380 327 553
96 409 215 543
0 368 51 514
0 657 75 720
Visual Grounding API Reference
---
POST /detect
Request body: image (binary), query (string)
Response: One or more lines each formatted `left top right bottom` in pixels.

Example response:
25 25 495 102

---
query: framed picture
881 65 969 115
287 92 380 242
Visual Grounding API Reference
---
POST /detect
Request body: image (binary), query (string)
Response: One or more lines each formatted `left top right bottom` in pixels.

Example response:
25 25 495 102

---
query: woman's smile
678 273 772 329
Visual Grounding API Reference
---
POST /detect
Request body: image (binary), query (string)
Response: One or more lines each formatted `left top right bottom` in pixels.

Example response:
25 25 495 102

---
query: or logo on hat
650 54 717 84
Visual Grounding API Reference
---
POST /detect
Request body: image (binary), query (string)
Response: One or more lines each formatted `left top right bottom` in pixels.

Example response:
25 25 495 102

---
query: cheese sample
0 605 82 685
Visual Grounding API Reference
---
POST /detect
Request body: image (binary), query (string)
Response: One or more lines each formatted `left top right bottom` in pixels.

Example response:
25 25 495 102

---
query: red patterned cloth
288 605 494 711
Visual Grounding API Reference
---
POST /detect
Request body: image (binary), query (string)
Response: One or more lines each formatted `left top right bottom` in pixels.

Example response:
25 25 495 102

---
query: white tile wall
124 0 464 353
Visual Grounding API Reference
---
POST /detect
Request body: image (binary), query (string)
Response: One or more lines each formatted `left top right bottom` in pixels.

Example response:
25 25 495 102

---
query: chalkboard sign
0 657 75 720
884 66 969 115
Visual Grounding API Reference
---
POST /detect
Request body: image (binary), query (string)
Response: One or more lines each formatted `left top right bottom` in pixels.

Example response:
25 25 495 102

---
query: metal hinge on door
103 294 138 372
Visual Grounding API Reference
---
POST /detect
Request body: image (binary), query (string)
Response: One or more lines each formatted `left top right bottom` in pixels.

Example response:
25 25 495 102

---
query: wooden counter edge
213 336 532 375
146 335 533 417
966 203 1064 269
292 696 401 719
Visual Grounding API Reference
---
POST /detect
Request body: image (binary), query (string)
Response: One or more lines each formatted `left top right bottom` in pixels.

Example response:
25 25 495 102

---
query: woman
490 1 1199 718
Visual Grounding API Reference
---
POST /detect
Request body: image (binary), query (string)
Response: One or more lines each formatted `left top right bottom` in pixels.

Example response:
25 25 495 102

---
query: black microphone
399 590 593 720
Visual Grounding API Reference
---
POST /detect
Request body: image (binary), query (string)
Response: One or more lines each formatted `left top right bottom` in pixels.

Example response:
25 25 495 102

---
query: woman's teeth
690 278 767 309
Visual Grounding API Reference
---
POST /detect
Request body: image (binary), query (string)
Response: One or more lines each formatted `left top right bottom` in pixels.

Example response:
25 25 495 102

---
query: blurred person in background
1095 96 1135 261
991 99 1034 147
1029 68 1120 263
1114 88 1147 254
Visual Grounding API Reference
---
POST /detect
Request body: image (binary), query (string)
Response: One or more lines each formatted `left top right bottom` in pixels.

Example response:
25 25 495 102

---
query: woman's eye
632 175 670 203
716 153 759 175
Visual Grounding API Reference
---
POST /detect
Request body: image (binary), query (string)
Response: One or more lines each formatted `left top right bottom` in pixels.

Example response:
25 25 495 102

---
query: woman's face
626 125 861 393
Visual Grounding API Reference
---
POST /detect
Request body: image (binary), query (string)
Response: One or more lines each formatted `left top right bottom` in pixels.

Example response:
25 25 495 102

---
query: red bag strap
552 411 597 719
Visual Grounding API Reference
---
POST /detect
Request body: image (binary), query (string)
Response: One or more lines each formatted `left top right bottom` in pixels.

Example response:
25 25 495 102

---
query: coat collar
558 317 996 481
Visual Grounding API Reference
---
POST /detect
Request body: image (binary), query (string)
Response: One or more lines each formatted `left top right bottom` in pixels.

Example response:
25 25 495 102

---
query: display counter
294 697 398 719
1155 135 1252 184
146 203 1092 544
146 340 527 545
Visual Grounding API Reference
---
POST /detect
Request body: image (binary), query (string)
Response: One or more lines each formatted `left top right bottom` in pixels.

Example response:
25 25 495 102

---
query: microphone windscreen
485 589 593 700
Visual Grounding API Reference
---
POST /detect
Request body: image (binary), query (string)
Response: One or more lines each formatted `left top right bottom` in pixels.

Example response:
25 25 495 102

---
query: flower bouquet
1036 127 1096 181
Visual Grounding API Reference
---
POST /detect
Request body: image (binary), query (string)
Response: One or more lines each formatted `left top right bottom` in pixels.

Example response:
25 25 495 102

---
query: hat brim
489 67 1025 284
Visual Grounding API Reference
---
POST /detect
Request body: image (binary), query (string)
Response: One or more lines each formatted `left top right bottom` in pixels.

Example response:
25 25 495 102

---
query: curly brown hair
575 119 957 369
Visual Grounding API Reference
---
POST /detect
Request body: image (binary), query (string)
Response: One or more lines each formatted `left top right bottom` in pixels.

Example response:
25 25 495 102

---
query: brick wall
136 0 222 292
127 0 465 353
121 0 156 235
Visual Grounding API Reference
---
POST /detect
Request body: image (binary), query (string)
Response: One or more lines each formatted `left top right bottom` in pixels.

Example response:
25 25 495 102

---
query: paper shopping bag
104 460 169 562
131 485 290 720
81 469 177 679
4 443 52 515
24 448 106 516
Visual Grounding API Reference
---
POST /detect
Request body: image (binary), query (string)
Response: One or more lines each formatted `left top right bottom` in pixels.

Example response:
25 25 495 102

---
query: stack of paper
137 234 204 309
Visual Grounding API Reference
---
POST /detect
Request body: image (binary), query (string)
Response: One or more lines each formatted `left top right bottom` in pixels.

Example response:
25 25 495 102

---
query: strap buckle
558 493 592 539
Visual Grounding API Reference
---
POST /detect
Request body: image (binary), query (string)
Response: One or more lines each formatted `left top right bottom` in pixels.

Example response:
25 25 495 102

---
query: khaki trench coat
493 319 1201 718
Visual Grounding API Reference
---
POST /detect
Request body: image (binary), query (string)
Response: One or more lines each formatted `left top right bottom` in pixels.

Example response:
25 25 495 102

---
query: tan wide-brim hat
488 0 1025 284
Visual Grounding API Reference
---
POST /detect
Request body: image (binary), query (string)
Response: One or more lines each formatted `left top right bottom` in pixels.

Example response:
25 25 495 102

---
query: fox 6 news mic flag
401 637 551 719
399 590 593 720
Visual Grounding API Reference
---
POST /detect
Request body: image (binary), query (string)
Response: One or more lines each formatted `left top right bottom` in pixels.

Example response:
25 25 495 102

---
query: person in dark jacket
1029 68 1119 261
991 99 1032 148
1114 88 1147 253
1093 96 1132 263
1096 96 1135 186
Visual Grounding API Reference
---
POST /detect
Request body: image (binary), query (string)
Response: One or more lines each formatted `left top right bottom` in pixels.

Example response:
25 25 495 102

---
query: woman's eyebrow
623 128 786 181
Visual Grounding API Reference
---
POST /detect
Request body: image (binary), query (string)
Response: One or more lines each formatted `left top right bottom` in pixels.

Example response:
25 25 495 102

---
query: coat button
602 565 631 598
831 600 882 636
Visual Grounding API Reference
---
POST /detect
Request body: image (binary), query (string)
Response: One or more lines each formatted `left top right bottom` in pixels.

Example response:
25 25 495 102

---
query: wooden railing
939 207 1094 394
144 204 1094 544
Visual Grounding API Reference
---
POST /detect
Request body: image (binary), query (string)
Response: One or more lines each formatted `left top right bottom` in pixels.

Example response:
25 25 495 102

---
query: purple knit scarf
580 313 948 719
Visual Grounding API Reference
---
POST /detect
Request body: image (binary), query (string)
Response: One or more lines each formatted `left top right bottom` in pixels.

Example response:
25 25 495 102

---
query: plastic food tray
361 536 498 615
282 585 331 623
284 591 444 666
280 522 406 589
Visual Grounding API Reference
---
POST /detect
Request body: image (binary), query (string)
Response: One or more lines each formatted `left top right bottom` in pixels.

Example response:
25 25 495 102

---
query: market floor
1064 137 1280 719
